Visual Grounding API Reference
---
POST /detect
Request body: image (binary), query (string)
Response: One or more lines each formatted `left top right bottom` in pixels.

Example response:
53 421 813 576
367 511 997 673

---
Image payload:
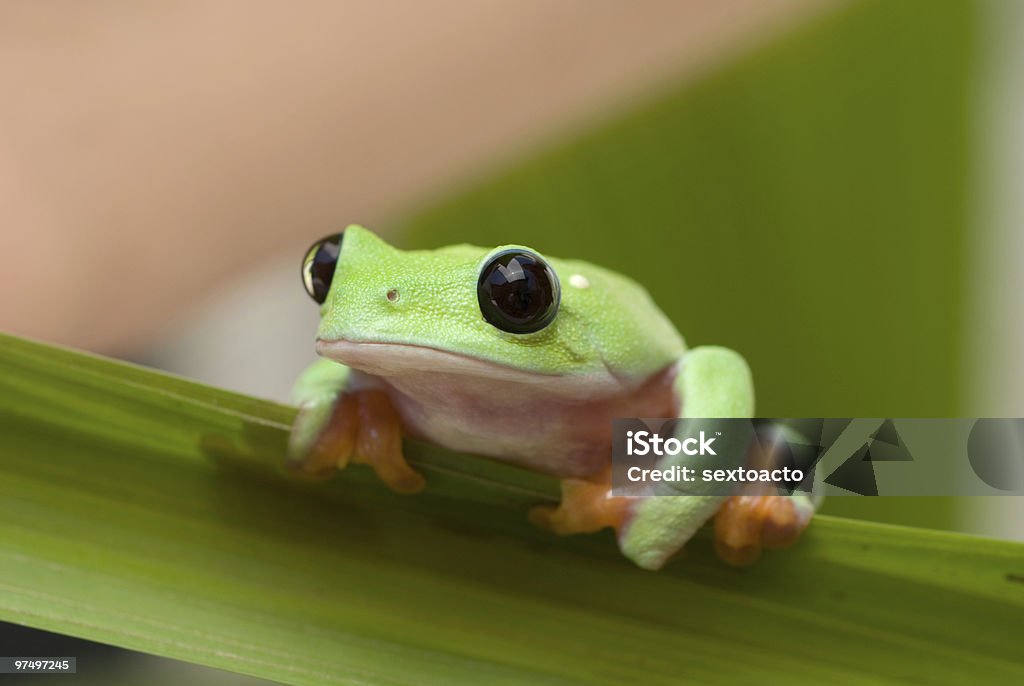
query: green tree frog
289 226 814 570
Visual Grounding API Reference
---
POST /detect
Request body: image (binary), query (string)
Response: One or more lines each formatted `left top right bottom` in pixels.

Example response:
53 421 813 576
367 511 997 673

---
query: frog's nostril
386 288 400 302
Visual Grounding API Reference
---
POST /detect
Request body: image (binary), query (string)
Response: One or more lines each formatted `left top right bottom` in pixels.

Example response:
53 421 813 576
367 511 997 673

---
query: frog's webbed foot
287 389 425 494
528 466 628 535
713 493 815 567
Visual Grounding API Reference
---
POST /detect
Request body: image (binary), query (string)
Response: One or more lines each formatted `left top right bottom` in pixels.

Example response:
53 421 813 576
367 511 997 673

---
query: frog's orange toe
529 467 629 536
528 500 612 536
714 494 813 567
287 394 359 479
527 504 561 531
352 390 425 494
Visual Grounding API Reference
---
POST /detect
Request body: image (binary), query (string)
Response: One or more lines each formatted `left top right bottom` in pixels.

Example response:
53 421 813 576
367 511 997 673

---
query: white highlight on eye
569 274 590 289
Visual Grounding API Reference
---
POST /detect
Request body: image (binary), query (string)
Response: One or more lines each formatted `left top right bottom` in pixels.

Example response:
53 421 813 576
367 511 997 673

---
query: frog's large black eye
477 249 560 334
302 233 343 304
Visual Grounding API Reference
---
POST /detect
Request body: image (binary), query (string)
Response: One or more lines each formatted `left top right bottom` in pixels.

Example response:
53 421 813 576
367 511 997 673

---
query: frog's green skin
291 226 806 570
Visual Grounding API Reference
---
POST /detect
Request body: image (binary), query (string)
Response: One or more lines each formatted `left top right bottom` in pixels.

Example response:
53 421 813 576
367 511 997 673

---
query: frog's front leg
530 347 751 567
531 346 817 570
625 348 820 569
288 358 425 493
615 346 754 569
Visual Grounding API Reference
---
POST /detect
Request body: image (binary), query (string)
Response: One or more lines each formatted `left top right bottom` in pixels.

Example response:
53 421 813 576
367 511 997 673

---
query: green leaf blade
2 333 1024 685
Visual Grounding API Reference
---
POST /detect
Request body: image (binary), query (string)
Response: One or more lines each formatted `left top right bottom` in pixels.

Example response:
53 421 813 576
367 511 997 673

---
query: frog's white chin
315 338 626 395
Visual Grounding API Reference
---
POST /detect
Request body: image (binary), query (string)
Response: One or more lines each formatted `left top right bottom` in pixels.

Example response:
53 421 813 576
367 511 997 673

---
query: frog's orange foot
288 393 359 480
287 390 425 494
713 494 814 567
528 467 629 536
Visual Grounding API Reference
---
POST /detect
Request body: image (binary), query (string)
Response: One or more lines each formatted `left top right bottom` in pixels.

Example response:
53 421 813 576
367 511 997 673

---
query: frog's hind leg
528 466 629 535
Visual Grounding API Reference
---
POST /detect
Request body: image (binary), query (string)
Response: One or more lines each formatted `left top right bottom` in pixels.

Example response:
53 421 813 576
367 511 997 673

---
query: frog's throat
315 338 629 396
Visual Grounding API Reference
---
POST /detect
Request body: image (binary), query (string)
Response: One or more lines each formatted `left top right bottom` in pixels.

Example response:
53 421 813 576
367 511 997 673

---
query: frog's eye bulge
302 232 344 304
477 249 560 334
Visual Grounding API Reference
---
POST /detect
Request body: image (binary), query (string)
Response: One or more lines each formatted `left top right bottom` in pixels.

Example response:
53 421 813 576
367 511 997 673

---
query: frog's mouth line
315 338 626 393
